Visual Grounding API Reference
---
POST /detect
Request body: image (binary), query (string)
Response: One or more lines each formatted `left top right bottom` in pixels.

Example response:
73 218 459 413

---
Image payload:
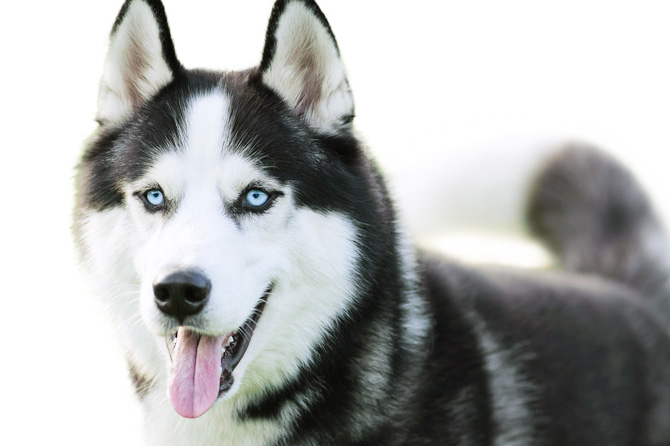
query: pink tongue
168 328 226 418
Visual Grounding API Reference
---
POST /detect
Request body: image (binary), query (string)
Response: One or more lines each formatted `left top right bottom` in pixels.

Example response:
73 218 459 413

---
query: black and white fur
73 1 670 444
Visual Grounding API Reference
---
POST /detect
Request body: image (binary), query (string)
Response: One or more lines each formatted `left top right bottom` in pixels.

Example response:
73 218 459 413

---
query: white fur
82 89 362 444
79 208 166 381
140 210 360 446
396 224 431 347
142 381 283 446
262 1 354 134
469 313 536 445
97 0 174 124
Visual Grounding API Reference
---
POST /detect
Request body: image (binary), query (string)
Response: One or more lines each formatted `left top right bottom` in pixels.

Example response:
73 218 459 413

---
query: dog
73 0 670 444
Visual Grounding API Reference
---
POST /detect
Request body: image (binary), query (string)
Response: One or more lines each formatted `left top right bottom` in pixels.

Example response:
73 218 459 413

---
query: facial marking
182 90 230 166
129 89 282 209
124 89 291 337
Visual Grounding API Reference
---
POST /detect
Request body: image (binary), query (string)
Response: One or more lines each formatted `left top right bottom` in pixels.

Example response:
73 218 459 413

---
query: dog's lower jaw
165 288 270 418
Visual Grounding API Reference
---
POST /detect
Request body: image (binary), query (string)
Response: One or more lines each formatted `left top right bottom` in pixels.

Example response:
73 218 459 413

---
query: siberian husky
73 0 670 444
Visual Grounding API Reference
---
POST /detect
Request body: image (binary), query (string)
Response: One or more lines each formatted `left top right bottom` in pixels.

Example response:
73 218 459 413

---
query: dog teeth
220 331 241 359
222 335 235 358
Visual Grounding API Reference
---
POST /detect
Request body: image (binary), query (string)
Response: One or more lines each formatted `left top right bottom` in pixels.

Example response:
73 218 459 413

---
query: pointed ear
260 0 354 134
97 0 181 125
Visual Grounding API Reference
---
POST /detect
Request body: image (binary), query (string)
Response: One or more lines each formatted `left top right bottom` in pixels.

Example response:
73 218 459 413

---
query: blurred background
2 1 670 444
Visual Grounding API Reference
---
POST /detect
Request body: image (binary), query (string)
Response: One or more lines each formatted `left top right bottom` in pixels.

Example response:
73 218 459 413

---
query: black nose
153 269 211 322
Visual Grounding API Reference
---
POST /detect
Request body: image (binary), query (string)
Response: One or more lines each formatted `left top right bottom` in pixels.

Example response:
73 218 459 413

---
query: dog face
74 0 383 419
127 90 290 339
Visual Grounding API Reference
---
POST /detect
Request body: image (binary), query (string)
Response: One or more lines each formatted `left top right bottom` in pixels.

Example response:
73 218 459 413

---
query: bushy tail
527 144 670 322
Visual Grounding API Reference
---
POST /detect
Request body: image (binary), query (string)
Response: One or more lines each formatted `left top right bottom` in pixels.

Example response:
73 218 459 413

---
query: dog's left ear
260 0 354 134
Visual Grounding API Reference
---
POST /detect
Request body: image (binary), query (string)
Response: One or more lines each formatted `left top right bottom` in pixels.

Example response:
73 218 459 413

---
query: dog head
75 0 388 419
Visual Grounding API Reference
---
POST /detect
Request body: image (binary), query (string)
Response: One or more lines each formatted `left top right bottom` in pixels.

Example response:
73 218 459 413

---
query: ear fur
260 0 354 134
97 0 181 125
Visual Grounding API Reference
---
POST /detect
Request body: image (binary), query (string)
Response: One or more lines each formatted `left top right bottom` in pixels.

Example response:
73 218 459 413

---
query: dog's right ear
97 0 182 126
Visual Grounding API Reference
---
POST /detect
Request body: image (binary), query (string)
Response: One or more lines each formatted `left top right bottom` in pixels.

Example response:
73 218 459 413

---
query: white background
2 1 670 444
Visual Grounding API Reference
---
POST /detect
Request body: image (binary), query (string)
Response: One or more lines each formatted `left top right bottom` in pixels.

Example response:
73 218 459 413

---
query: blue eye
145 189 164 206
246 189 269 207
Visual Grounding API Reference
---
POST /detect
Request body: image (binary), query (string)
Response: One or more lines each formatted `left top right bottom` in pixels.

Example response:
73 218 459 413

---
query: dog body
74 1 670 444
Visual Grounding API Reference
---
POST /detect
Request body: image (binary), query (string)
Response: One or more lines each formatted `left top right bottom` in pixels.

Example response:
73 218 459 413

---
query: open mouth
165 287 270 419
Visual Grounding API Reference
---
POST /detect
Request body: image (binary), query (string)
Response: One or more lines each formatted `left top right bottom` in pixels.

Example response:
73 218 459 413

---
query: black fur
528 144 670 324
76 72 214 212
74 1 670 445
128 362 151 399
